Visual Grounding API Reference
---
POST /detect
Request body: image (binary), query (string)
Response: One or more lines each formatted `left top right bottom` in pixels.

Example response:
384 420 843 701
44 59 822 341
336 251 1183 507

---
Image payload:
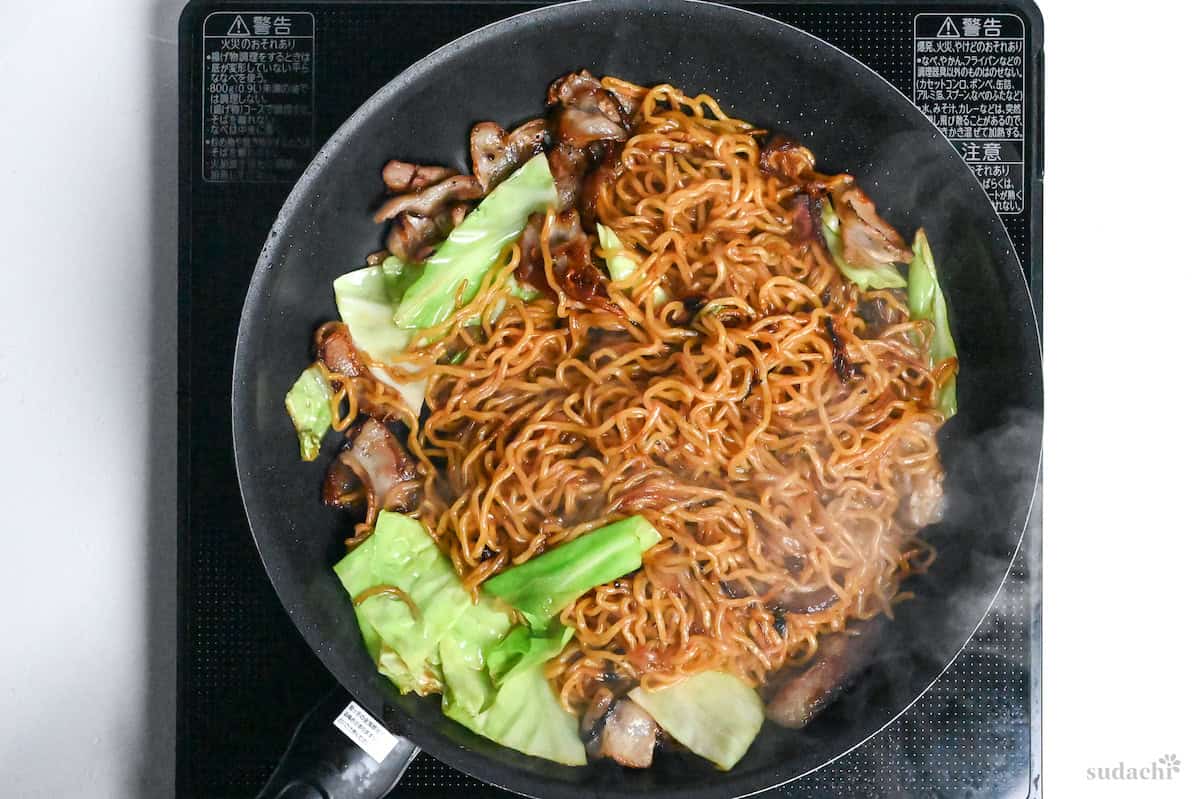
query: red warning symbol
936 17 961 38
226 15 251 36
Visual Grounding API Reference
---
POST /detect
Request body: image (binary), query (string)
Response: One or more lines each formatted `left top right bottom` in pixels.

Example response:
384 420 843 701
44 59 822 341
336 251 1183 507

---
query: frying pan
231 1 1043 797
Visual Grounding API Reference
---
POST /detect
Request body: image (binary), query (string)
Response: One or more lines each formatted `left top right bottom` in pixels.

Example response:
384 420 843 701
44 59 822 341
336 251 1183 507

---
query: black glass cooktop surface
178 2 1043 796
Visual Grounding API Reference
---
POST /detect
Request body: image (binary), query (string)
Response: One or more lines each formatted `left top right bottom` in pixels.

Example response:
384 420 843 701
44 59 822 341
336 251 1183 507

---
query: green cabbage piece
332 263 415 363
444 657 587 766
596 223 668 305
482 515 662 630
380 255 423 302
596 223 639 282
438 598 513 718
907 229 958 418
284 364 332 461
334 511 587 766
440 616 581 765
629 671 764 771
819 200 907 290
330 258 427 414
333 512 474 694
506 277 541 302
392 153 557 330
485 623 575 686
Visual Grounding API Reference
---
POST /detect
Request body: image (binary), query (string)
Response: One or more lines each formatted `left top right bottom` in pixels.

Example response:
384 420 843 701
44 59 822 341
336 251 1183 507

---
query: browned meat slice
385 213 441 262
515 210 619 312
317 323 364 377
602 79 646 118
543 71 632 211
373 174 483 222
547 141 592 211
831 185 913 268
857 293 906 338
578 142 621 230
322 418 420 524
581 689 616 759
759 134 816 183
766 621 881 728
469 119 550 193
556 108 628 148
769 586 839 615
385 202 471 262
381 161 455 193
546 70 631 148
374 158 481 262
597 700 657 768
515 214 551 294
787 194 822 244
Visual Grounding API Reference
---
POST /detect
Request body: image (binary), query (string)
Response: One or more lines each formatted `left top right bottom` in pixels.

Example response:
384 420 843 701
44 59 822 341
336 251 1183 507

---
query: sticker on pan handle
333 701 399 764
913 12 1026 215
201 12 315 183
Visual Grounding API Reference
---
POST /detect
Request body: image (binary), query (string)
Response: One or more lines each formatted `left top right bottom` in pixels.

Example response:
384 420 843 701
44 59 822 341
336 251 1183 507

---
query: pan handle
256 687 419 799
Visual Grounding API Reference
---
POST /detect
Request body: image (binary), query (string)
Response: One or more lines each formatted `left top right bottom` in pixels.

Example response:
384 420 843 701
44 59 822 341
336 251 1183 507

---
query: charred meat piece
787 194 822 244
547 142 592 211
546 70 631 149
555 108 629 149
322 418 421 522
769 585 839 615
545 71 631 211
375 159 481 261
373 174 483 222
317 323 364 377
469 119 550 193
597 700 657 768
578 142 621 230
581 690 616 760
759 133 816 184
602 80 646 119
386 212 443 262
515 213 552 294
515 210 619 313
385 202 470 262
381 161 455 193
766 621 881 728
831 184 913 269
857 294 906 338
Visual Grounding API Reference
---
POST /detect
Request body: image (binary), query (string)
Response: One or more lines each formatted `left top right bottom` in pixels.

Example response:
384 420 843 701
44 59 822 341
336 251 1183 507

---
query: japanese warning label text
913 13 1025 214
202 12 315 183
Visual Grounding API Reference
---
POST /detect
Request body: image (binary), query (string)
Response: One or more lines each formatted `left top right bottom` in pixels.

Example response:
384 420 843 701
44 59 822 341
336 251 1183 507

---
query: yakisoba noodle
321 78 944 717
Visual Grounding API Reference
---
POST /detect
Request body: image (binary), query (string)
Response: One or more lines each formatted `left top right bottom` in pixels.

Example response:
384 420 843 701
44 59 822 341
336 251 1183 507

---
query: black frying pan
232 1 1043 797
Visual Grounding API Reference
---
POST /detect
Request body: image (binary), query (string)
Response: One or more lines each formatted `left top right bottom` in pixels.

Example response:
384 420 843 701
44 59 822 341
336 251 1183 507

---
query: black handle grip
257 688 419 799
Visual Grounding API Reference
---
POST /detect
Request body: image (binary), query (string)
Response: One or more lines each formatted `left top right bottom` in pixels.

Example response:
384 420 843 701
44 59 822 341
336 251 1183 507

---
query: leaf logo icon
1158 753 1181 774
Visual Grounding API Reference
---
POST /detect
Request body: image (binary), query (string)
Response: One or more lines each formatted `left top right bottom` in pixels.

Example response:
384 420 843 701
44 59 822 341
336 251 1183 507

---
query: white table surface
0 1 185 795
3 1 1200 797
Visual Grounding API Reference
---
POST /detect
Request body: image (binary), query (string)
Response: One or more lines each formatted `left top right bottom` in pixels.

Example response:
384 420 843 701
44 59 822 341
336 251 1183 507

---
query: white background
0 0 1197 796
